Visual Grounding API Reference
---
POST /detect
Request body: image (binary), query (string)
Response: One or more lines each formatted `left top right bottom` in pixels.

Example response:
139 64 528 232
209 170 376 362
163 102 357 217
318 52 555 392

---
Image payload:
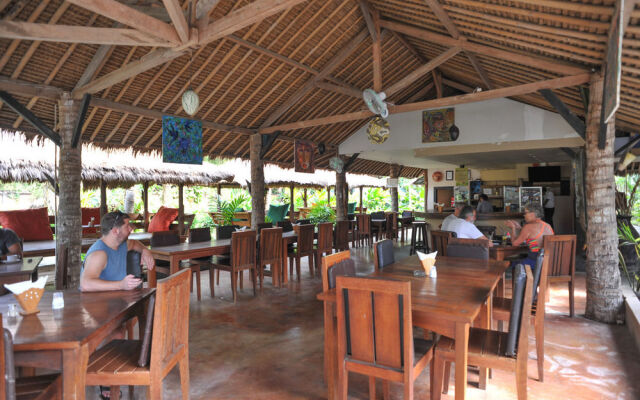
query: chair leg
111 386 121 400
432 355 445 400
516 359 528 400
231 271 238 303
569 280 575 317
404 378 413 400
128 385 134 400
209 268 215 297
239 270 244 289
297 255 302 282
536 318 544 382
368 377 376 400
338 365 348 400
442 361 451 394
179 356 190 400
251 267 257 296
259 264 264 289
195 269 201 301
382 380 390 400
147 380 162 400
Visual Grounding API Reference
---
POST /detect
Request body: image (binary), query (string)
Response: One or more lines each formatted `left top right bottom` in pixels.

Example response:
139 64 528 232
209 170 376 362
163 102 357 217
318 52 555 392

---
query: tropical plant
216 194 250 226
191 211 216 229
618 221 640 294
363 187 389 211
308 204 335 224
615 174 640 224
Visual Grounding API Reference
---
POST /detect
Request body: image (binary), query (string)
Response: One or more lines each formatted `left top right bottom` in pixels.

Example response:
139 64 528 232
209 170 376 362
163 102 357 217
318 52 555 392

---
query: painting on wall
294 140 315 173
422 108 457 142
162 116 203 165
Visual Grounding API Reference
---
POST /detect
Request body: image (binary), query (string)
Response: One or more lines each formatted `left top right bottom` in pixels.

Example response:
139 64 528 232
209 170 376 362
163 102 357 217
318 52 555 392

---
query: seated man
80 211 155 292
441 202 466 231
452 206 493 247
476 194 494 213
0 227 21 256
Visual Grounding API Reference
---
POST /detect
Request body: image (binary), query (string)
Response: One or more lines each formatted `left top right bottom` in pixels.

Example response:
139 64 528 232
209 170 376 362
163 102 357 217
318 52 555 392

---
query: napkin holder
15 287 44 315
420 257 436 276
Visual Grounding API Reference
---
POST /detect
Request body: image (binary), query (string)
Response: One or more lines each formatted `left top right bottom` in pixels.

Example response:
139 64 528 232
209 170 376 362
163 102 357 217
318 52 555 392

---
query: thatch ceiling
0 0 635 178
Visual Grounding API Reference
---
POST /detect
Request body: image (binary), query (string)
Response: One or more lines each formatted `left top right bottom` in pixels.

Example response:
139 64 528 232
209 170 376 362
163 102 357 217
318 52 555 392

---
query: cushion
267 204 290 224
375 239 395 269
327 258 356 289
81 207 101 235
0 208 53 241
505 264 526 357
277 220 294 232
446 238 489 260
147 207 178 233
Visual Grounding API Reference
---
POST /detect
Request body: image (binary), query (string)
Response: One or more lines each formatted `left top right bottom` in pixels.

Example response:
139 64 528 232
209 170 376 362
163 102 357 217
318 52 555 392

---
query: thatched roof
0 0 633 177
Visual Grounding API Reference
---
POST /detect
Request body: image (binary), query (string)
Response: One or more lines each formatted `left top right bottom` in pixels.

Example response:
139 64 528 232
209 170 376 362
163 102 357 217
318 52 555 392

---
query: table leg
478 297 492 389
62 344 89 400
282 241 288 285
170 255 180 275
454 322 470 400
324 303 338 400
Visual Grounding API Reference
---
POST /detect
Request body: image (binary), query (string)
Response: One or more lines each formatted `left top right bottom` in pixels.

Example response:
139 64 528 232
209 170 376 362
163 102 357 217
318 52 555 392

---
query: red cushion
148 207 179 233
81 207 101 234
0 208 53 241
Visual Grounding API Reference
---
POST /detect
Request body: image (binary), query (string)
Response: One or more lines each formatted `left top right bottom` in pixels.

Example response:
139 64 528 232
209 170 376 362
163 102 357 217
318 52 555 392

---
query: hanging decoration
181 88 199 116
329 156 344 173
294 140 315 173
162 116 203 165
366 116 390 144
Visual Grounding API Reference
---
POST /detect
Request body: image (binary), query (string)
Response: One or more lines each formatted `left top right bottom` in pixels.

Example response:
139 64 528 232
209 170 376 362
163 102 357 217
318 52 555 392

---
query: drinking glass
52 292 64 309
7 303 18 318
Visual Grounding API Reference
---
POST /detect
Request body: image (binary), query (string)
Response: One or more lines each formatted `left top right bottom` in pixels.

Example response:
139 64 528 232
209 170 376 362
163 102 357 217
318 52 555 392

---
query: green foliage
615 174 640 225
363 188 389 212
191 211 216 229
308 204 335 224
80 189 99 208
216 194 250 226
618 221 640 294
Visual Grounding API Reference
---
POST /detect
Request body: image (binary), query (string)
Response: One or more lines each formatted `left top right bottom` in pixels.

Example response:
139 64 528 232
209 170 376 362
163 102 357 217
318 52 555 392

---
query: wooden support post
57 92 82 289
289 184 295 220
584 74 623 323
142 181 149 230
423 169 429 212
326 186 331 205
335 170 347 221
249 134 265 228
359 187 364 213
178 183 184 235
99 179 107 218
217 184 222 197
303 188 308 208
389 163 401 212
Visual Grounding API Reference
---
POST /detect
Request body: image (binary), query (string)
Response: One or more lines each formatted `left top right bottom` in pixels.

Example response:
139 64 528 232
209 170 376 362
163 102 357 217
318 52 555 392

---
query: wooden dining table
317 255 509 400
0 256 42 295
490 244 529 261
1 288 154 399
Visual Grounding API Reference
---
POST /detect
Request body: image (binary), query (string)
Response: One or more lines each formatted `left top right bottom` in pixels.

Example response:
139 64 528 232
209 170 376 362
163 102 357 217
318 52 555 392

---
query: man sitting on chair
0 228 21 256
451 206 493 247
441 202 466 231
80 210 155 292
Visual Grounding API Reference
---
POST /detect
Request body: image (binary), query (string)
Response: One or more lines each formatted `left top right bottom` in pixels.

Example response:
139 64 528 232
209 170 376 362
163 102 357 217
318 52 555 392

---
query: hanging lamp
182 87 199 116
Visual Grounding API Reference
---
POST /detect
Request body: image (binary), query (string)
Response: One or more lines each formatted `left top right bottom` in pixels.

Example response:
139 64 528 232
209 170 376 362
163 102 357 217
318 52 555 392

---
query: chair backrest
356 214 371 235
126 250 142 279
296 224 315 253
296 219 311 225
370 211 385 220
476 225 496 239
257 222 273 234
505 264 534 357
137 294 156 367
189 227 211 243
232 230 257 268
532 248 545 305
401 210 413 218
150 269 191 374
334 220 350 251
543 235 576 277
431 230 454 256
216 225 235 240
277 220 294 233
55 243 69 290
336 276 413 372
321 250 351 292
2 317 12 400
150 230 180 247
317 222 333 252
327 259 356 289
373 239 395 269
385 213 397 237
259 227 282 263
445 238 489 260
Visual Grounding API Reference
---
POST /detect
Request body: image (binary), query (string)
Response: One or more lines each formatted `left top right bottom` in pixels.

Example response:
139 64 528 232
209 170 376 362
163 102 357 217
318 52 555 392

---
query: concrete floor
94 243 640 399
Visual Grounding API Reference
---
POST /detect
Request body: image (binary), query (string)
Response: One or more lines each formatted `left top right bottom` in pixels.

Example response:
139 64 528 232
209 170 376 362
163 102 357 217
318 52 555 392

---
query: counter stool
409 221 429 255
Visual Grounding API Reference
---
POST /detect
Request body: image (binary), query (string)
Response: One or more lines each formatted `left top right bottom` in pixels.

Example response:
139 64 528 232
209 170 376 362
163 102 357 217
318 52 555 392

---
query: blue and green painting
162 116 203 165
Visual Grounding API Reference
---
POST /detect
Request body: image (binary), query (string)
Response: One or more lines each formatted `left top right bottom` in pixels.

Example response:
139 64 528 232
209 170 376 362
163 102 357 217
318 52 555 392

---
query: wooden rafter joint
72 94 91 148
0 91 61 146
260 131 282 160
343 153 360 172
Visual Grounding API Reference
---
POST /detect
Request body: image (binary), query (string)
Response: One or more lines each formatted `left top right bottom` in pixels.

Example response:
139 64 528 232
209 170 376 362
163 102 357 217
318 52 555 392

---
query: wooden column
178 183 184 235
250 134 265 228
423 169 429 212
142 181 149 231
303 188 308 208
335 170 347 221
217 184 222 197
289 184 295 220
57 92 82 289
99 179 107 217
326 186 331 205
389 163 401 212
584 74 623 323
359 187 363 212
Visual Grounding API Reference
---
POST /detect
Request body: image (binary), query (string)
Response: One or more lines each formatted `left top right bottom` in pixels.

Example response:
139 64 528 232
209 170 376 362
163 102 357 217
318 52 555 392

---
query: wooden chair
355 214 372 247
2 318 62 400
492 250 549 381
409 221 429 256
385 212 398 241
431 230 454 256
258 227 283 287
288 224 314 281
187 227 215 300
257 222 273 233
315 222 334 272
399 211 414 244
55 243 68 290
445 237 489 260
543 235 577 317
210 230 257 302
151 231 200 298
432 265 534 400
373 239 395 269
336 276 435 400
334 220 350 252
321 250 355 292
86 268 191 400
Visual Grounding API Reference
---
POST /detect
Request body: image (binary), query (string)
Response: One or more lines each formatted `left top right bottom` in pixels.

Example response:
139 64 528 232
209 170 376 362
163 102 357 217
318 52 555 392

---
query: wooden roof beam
314 81 362 98
0 90 61 145
0 21 174 47
162 0 190 43
259 73 592 133
379 19 588 75
65 0 180 44
539 89 586 139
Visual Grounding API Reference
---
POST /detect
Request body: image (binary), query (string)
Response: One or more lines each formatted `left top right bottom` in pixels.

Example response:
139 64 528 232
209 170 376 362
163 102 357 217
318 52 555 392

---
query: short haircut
480 194 489 201
459 205 475 220
524 202 544 219
454 202 467 209
101 210 129 234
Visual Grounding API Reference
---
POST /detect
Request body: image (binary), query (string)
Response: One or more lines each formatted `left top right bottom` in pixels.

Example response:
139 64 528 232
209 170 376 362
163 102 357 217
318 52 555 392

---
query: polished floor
93 243 640 399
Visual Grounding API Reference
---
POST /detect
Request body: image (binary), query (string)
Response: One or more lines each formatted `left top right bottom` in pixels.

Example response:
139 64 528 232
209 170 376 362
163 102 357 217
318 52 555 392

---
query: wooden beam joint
72 94 91 148
343 153 360 172
0 90 61 146
539 89 586 139
260 131 282 160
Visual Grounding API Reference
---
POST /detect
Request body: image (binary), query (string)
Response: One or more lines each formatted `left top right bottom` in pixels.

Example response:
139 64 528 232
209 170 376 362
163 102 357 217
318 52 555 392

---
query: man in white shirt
441 202 466 231
543 187 555 229
453 206 493 246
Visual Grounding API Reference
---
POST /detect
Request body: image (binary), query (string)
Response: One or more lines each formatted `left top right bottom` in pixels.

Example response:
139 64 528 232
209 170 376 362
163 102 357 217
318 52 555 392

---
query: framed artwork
294 140 315 173
445 170 453 181
432 171 443 182
455 167 469 186
162 116 203 165
422 107 457 142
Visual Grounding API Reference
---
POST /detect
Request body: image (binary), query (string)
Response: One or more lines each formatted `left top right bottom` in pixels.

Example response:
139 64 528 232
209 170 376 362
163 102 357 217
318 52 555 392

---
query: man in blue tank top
80 211 155 291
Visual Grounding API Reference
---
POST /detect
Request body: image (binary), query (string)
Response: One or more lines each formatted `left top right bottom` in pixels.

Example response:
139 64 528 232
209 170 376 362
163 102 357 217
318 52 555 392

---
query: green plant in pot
216 194 249 226
618 222 640 294
308 204 335 224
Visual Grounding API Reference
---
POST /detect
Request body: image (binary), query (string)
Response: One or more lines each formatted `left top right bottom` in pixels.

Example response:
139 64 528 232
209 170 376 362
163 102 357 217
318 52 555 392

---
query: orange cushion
81 207 101 234
147 207 178 233
0 208 53 241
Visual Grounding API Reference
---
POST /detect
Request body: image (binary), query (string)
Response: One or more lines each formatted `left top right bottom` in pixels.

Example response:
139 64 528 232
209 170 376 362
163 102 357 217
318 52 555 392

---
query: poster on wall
455 167 469 186
162 116 203 165
294 140 315 173
422 108 457 142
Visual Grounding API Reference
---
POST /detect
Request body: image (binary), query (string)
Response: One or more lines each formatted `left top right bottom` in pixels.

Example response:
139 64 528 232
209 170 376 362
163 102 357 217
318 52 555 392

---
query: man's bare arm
80 251 140 291
127 240 155 270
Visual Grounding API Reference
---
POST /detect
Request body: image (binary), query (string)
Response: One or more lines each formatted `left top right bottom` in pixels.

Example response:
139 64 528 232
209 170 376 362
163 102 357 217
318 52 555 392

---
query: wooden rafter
314 81 361 98
539 89 586 138
72 94 91 148
162 0 189 43
0 90 61 145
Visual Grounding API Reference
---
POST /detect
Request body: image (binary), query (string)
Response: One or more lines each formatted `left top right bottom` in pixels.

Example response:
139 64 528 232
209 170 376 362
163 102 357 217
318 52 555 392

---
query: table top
318 255 508 323
0 288 154 350
150 239 232 255
0 257 42 276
